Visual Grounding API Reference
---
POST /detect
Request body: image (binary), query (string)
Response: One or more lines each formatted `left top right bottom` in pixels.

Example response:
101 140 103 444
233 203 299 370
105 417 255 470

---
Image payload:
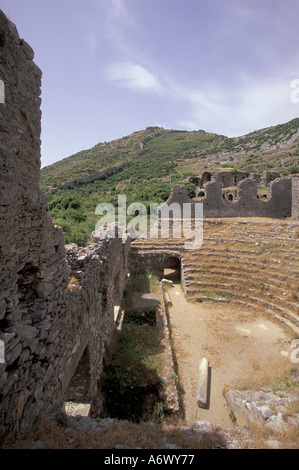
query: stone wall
190 170 280 191
159 178 293 219
0 10 130 438
0 8 297 440
292 178 299 219
215 170 251 188
130 250 181 280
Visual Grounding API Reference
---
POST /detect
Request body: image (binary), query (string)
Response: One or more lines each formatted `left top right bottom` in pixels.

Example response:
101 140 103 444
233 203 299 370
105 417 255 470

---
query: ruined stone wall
261 171 281 187
292 178 299 219
159 178 293 219
0 11 130 438
215 170 250 188
130 250 181 280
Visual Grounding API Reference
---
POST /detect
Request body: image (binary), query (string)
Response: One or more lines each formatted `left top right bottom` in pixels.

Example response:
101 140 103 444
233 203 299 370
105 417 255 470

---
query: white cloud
109 0 128 20
107 62 162 93
177 77 298 137
94 0 136 48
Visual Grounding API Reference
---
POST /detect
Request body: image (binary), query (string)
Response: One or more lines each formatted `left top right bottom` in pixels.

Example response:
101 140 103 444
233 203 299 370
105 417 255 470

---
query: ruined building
0 11 130 437
0 10 298 439
190 169 282 196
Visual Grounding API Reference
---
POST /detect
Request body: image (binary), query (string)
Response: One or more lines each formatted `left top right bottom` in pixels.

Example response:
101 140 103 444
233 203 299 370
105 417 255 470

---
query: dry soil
165 280 295 428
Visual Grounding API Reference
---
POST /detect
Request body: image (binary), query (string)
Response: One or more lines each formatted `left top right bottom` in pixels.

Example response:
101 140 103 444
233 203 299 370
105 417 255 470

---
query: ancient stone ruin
159 177 294 219
189 169 282 197
0 11 130 436
0 10 298 441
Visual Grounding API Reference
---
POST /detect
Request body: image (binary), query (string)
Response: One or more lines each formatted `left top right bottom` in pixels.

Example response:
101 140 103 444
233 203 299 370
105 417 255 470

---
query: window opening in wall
114 272 121 305
17 263 39 303
163 257 181 283
201 172 212 188
16 263 40 322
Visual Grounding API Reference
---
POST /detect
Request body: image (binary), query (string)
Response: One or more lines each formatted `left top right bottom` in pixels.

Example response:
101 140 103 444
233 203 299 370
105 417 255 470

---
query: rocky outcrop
226 373 299 433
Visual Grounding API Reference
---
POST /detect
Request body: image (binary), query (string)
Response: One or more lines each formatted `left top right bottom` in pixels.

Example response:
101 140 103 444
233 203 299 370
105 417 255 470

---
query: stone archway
201 171 212 188
65 346 91 402
163 256 181 283
64 345 92 417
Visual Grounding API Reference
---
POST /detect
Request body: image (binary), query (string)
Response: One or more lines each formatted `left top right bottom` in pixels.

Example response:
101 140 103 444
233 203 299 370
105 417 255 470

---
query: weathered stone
0 8 297 447
0 9 131 438
0 299 6 320
5 342 22 366
258 405 273 421
265 440 283 449
34 282 54 298
15 389 30 417
194 421 213 432
265 414 290 433
197 358 209 409
17 325 38 347
159 179 293 219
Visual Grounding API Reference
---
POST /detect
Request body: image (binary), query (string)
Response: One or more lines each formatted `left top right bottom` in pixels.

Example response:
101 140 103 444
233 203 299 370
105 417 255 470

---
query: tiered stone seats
132 218 299 334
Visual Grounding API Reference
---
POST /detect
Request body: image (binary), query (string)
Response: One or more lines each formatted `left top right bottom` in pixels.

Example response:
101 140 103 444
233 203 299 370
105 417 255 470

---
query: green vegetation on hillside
41 119 299 246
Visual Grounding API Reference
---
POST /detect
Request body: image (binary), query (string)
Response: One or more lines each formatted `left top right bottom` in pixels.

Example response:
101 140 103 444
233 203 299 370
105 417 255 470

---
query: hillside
40 118 299 246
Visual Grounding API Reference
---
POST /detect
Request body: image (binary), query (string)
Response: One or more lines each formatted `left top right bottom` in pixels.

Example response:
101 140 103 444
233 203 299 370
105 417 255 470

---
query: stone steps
131 219 299 333
187 291 299 334
182 259 299 286
183 273 299 301
185 279 299 314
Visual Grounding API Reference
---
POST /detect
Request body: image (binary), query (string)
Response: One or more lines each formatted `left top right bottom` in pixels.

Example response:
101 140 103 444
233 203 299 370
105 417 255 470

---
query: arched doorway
163 256 181 283
65 346 92 406
201 171 212 188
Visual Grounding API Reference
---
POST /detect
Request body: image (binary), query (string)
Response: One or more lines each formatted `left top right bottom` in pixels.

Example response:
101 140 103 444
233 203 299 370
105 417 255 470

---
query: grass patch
102 320 164 423
101 271 164 423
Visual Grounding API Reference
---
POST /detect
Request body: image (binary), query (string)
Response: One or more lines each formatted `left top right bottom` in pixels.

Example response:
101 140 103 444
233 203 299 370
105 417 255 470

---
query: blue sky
1 0 299 168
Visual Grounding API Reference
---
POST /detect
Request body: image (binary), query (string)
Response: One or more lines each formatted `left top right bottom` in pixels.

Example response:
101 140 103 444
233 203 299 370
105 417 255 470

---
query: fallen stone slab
164 292 172 306
64 402 91 418
197 358 209 409
132 293 161 310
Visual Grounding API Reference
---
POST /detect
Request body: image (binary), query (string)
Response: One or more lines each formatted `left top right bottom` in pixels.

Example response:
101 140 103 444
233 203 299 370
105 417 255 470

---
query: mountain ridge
40 118 299 190
40 118 299 246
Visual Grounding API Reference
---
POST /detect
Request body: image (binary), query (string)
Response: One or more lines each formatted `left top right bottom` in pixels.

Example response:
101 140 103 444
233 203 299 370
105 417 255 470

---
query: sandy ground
165 280 295 428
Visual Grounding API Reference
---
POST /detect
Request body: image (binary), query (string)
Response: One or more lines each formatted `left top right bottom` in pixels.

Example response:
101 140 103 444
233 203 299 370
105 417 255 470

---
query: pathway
166 282 294 428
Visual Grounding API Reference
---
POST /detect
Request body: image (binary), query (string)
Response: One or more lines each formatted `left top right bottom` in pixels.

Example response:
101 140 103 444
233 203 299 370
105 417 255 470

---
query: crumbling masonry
0 10 298 438
0 11 130 437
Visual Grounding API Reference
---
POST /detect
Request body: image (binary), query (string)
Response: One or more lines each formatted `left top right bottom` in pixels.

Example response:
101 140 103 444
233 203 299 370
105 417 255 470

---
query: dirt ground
165 278 295 429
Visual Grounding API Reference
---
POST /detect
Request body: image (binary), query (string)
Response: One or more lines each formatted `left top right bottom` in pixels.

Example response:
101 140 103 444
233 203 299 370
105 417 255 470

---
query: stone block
0 299 6 320
197 358 209 409
34 282 54 298
64 402 91 417
194 421 213 432
17 325 38 348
